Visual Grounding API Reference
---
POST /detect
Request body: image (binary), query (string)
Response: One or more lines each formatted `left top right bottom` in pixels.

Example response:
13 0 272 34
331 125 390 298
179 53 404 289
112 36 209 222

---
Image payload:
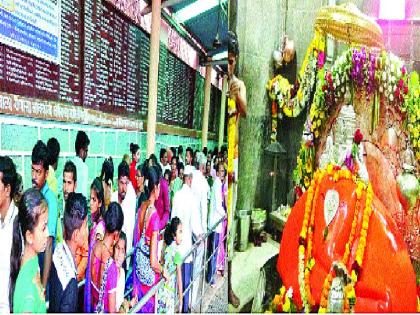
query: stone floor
229 235 280 313
191 272 228 313
203 273 228 313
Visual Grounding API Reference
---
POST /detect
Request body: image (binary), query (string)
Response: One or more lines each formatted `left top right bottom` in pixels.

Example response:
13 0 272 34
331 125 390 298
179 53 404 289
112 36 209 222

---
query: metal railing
129 214 227 313
77 216 227 313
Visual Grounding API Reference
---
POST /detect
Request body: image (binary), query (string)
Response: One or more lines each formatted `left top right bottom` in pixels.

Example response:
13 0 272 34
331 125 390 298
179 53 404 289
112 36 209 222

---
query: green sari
13 256 46 313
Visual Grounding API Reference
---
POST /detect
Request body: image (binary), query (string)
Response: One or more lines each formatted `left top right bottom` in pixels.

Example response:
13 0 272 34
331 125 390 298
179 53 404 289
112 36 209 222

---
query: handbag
135 206 156 287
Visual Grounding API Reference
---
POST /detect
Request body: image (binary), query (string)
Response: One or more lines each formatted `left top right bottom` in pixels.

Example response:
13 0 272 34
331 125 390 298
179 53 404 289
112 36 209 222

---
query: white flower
286 287 294 299
379 86 383 93
389 93 394 102
382 72 387 82
388 85 393 93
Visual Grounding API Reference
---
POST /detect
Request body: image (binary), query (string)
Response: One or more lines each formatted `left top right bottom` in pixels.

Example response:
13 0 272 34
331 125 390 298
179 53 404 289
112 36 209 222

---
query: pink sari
133 206 160 313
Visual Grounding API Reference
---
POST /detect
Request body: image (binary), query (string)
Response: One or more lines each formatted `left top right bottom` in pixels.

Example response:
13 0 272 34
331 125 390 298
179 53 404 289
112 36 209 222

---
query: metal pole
146 0 161 156
202 63 212 149
200 236 208 312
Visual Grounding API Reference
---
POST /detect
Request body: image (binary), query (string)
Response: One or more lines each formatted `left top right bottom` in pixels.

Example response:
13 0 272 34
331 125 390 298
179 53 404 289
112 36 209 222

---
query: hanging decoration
266 31 325 143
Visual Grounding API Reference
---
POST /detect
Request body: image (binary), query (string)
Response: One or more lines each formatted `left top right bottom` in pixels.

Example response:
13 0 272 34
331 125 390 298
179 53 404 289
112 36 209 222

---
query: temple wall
0 114 216 191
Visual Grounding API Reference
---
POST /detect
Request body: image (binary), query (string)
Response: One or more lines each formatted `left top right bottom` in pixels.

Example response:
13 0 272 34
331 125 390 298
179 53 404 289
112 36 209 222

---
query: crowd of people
0 130 228 313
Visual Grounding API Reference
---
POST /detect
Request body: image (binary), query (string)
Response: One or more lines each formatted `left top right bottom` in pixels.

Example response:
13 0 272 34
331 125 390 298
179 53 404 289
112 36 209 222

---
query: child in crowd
114 232 137 312
84 177 106 312
9 189 49 313
157 217 183 313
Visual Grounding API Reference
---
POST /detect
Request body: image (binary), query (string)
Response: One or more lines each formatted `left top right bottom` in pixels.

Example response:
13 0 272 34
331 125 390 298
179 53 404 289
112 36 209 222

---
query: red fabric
130 159 137 191
277 176 417 312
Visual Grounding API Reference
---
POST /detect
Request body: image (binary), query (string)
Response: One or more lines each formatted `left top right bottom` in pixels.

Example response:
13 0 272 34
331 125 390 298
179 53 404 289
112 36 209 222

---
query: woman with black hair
100 157 114 209
90 202 124 313
129 143 140 190
135 161 149 213
84 177 106 312
133 165 168 312
9 188 49 313
157 217 183 313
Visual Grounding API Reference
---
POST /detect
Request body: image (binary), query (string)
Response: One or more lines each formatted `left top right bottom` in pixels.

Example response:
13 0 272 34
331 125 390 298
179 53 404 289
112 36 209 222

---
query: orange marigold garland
297 163 374 313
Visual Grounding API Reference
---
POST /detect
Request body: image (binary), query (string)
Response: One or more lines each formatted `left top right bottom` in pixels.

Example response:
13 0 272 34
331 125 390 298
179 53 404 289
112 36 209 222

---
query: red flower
333 165 341 171
404 85 409 95
398 79 404 88
295 186 303 198
402 66 407 76
354 128 363 144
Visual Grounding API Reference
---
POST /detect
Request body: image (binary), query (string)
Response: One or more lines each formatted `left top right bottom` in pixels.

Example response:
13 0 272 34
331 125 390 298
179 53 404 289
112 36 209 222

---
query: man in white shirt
191 152 210 306
207 162 226 286
171 165 204 313
0 156 18 313
72 131 90 200
111 161 137 262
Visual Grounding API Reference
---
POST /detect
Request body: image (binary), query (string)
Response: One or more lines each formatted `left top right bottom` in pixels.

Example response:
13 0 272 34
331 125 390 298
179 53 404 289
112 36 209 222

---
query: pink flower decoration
318 51 325 69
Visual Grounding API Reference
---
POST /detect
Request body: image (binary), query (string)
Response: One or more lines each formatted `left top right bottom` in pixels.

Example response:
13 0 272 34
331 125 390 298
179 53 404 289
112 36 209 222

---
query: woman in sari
133 165 168 312
84 177 106 312
90 202 124 313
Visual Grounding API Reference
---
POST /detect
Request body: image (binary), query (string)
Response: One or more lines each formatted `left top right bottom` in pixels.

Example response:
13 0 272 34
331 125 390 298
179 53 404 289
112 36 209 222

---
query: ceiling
169 0 228 58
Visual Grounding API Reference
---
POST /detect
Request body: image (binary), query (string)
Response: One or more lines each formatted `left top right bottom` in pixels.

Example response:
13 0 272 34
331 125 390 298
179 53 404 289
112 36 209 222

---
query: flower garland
271 286 295 313
227 97 236 178
296 163 374 313
293 48 411 191
266 32 325 142
402 71 420 163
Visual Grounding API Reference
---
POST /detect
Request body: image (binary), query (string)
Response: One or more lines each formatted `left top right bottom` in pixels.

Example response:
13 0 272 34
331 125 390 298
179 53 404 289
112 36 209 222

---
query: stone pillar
146 0 161 156
235 0 283 212
218 74 228 149
201 64 212 149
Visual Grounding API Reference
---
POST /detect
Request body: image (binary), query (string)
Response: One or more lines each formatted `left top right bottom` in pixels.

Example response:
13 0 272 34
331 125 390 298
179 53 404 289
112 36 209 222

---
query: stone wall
0 114 216 191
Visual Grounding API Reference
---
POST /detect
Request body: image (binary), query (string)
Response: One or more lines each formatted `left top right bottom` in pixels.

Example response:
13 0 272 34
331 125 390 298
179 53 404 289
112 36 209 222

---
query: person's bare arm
177 265 183 313
230 79 247 117
150 231 162 274
108 291 117 313
42 236 53 288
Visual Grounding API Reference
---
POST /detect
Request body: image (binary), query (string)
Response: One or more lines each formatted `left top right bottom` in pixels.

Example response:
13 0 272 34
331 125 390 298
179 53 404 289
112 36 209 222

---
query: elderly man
171 165 204 313
190 152 210 307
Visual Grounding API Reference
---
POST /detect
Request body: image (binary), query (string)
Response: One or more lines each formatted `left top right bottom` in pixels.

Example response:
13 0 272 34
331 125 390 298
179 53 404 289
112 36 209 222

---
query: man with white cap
171 165 204 313
190 151 210 308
